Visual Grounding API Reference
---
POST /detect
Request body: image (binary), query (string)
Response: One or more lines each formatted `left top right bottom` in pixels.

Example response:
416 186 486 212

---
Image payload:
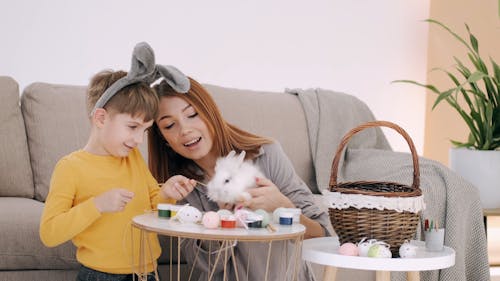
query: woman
148 77 331 280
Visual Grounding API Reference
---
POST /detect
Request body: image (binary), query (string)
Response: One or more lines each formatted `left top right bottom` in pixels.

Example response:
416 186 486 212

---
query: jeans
76 265 157 281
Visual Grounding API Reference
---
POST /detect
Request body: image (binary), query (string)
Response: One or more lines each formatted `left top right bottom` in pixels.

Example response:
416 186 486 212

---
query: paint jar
246 220 263 228
273 208 301 224
279 212 293 225
157 203 171 218
170 205 182 217
220 215 237 228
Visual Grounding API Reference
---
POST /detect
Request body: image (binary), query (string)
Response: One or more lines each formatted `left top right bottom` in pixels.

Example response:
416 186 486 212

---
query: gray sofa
0 76 490 281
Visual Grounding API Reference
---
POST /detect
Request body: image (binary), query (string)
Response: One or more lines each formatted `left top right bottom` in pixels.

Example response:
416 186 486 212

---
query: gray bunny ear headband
90 42 190 116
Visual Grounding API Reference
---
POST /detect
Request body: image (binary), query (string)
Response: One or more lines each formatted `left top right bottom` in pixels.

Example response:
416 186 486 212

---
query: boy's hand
161 175 196 200
94 188 135 213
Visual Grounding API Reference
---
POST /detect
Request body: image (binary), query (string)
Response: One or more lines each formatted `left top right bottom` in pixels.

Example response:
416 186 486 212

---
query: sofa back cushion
22 83 89 201
205 84 316 192
21 82 317 201
0 76 34 198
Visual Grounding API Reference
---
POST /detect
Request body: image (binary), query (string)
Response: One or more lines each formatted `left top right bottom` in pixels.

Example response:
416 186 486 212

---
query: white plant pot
449 148 500 209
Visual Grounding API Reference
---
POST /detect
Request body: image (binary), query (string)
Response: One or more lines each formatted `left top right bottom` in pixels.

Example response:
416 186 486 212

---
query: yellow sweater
40 148 174 274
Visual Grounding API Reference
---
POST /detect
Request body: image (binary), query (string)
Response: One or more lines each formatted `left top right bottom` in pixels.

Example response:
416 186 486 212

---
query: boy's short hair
86 70 159 121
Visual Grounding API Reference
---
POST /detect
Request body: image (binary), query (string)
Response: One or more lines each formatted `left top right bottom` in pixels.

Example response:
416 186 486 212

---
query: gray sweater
178 142 331 281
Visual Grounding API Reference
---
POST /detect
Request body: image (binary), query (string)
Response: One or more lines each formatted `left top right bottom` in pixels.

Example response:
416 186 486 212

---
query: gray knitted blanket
286 88 489 281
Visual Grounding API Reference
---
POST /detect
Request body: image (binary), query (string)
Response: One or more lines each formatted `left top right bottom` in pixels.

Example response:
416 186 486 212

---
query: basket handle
329 121 420 191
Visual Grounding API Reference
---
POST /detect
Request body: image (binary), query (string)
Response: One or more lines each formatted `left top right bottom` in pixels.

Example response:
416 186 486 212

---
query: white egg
176 206 202 223
377 244 392 258
358 239 377 257
399 241 418 258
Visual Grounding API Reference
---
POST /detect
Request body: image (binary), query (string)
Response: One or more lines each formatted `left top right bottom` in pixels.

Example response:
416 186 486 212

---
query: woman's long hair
148 78 272 183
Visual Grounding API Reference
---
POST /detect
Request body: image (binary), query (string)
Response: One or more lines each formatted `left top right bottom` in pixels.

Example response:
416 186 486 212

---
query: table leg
484 215 488 237
375 271 390 281
322 266 337 281
407 271 420 281
177 237 181 281
139 229 146 280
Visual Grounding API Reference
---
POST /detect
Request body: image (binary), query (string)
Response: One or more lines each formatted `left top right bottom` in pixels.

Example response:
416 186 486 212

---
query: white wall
0 0 429 153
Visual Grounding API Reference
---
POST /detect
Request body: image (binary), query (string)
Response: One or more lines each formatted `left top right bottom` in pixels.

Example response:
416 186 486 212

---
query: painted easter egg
338 242 359 256
399 241 418 258
254 209 271 227
367 243 392 258
202 211 220 229
176 206 202 223
358 238 377 257
234 209 249 227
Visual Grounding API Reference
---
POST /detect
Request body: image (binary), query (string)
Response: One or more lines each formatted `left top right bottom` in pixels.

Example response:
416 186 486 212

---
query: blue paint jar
279 212 293 225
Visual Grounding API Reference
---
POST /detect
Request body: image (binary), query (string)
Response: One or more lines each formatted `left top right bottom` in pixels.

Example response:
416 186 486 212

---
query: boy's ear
92 108 107 128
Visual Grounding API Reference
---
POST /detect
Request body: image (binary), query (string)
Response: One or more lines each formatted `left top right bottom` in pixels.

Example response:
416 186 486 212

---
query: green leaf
445 70 474 108
425 19 475 54
432 88 455 109
483 103 494 149
493 58 500 82
450 139 473 148
396 19 500 150
467 71 487 83
466 23 479 54
468 132 476 145
483 75 498 105
391 80 441 94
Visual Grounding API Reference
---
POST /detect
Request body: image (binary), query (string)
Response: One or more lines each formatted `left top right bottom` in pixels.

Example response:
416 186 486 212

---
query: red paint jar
220 216 236 228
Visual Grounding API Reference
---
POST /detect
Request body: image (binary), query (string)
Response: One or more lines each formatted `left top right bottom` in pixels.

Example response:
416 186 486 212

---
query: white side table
132 212 306 281
302 237 455 281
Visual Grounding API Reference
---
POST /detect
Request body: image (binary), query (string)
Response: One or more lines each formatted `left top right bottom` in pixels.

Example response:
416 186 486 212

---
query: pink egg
338 242 359 256
234 209 249 227
202 211 220 229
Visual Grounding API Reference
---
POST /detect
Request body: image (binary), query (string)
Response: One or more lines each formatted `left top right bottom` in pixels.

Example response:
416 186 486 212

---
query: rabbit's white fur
206 150 264 204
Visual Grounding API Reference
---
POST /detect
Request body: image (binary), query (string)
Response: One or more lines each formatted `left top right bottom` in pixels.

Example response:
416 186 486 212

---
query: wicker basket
328 121 422 257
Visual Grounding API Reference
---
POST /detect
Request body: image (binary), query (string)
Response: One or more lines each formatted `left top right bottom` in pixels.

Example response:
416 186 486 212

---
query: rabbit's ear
237 150 246 163
227 150 236 158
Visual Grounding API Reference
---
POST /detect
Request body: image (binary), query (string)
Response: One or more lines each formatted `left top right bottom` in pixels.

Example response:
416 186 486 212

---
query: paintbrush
158 180 207 188
266 224 276 233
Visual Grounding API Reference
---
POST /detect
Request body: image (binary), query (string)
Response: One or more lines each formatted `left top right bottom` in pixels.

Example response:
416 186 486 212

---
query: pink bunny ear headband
90 42 190 116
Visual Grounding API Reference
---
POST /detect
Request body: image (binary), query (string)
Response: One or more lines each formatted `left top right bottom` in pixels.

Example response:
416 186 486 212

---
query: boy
40 65 195 281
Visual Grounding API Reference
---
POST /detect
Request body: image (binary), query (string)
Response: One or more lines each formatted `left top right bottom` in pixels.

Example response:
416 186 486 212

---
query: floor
488 216 500 280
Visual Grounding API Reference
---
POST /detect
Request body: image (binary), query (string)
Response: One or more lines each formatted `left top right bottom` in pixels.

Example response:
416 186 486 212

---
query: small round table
132 212 306 281
302 237 455 281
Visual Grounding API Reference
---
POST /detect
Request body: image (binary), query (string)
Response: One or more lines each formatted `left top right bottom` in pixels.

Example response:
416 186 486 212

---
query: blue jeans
76 265 157 281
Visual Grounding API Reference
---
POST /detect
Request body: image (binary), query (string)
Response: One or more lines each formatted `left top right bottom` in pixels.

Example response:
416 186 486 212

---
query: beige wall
424 0 500 165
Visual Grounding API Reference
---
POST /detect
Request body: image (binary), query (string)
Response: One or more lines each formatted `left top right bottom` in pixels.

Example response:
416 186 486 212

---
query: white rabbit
206 150 264 204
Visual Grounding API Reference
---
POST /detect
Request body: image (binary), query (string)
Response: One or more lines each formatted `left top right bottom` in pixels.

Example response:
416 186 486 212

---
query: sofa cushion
21 82 151 201
0 76 34 198
0 197 78 270
0 197 183 271
204 84 317 193
21 83 89 201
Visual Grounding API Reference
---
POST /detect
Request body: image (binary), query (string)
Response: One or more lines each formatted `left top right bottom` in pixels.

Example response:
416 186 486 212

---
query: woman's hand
238 177 326 238
217 202 235 211
161 175 196 200
240 177 295 212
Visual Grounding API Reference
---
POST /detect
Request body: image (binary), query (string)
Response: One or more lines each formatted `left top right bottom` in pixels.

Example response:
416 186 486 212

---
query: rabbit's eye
224 177 231 184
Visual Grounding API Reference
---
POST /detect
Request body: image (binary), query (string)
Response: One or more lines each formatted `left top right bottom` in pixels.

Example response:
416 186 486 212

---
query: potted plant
394 19 500 208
